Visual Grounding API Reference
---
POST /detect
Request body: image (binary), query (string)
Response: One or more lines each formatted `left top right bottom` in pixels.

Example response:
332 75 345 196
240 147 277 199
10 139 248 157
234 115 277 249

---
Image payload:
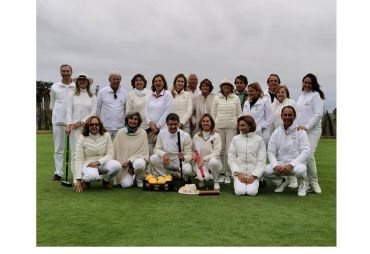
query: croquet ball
145 183 151 189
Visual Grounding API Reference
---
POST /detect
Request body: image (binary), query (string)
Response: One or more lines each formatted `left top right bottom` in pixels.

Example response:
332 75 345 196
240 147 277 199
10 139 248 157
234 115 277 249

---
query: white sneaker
311 182 322 194
213 182 220 190
288 177 298 189
224 176 231 184
198 181 205 188
219 174 225 183
298 181 307 197
274 178 289 192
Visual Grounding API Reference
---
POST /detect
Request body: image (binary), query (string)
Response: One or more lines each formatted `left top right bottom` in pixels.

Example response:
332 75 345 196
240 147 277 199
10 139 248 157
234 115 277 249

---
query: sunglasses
89 123 99 127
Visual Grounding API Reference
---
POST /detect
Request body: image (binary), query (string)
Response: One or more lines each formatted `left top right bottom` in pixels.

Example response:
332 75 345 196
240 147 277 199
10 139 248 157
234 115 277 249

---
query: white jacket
271 98 296 131
228 132 266 177
241 96 272 135
296 91 324 134
267 125 311 168
170 90 193 126
74 132 114 179
211 93 241 129
192 131 222 162
154 129 192 163
96 85 127 131
126 89 149 129
49 81 76 125
66 89 97 125
145 90 173 130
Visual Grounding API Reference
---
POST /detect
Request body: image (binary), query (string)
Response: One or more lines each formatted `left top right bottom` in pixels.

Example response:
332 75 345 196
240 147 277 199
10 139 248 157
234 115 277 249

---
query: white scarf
134 88 147 97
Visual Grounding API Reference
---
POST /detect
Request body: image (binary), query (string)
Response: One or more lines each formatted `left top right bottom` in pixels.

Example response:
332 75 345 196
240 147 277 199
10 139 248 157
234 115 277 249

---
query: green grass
37 134 336 246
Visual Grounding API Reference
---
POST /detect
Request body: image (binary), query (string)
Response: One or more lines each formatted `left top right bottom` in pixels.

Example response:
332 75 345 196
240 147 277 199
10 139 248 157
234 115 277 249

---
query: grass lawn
36 134 336 246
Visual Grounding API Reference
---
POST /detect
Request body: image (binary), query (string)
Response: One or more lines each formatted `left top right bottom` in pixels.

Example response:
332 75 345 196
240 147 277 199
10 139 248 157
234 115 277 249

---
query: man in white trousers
150 113 193 178
263 106 311 196
49 64 75 181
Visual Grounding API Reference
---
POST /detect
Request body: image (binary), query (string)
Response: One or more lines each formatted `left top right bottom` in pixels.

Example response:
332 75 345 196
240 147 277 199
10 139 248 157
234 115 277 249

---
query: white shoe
219 174 225 183
311 182 322 194
298 181 306 196
288 177 298 189
198 181 205 188
136 179 143 188
274 178 289 193
224 176 231 184
213 182 220 190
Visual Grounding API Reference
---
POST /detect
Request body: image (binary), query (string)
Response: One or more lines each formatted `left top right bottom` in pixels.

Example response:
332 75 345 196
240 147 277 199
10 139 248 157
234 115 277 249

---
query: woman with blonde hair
65 73 97 182
241 82 272 147
169 73 193 134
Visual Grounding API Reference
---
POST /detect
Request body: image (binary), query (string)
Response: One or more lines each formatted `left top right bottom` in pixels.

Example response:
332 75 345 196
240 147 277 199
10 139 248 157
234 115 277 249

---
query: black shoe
52 174 62 181
259 179 266 188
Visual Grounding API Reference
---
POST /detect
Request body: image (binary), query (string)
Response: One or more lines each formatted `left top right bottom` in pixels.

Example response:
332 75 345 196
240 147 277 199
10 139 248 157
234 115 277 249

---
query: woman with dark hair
241 82 272 147
234 75 248 108
169 73 193 134
144 74 173 155
66 73 97 182
126 74 149 129
73 116 121 192
228 115 266 196
295 73 325 194
193 79 215 133
192 113 222 190
113 112 149 188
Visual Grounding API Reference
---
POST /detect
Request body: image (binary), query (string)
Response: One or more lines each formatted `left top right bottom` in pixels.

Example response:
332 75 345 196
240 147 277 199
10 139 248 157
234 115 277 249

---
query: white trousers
107 129 118 141
150 154 192 176
120 158 147 188
193 158 222 183
233 176 259 196
263 162 307 186
307 131 321 184
216 127 237 176
52 124 66 176
69 127 82 180
82 160 121 183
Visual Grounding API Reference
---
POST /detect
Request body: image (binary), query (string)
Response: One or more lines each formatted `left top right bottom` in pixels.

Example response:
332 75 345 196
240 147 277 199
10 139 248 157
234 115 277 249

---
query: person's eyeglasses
89 123 99 127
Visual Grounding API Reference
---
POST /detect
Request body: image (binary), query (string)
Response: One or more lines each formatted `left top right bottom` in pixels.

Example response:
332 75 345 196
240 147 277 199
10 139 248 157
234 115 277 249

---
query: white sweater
49 81 76 125
267 125 311 168
145 90 173 130
74 132 114 179
228 132 266 177
66 89 97 125
295 91 324 133
192 131 222 162
154 129 192 163
271 98 296 131
170 90 193 126
211 93 241 129
126 89 149 129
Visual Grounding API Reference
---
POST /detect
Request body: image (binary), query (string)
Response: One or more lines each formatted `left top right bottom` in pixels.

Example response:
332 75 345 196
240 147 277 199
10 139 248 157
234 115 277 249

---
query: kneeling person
263 106 311 196
73 116 121 192
150 113 193 178
113 112 149 188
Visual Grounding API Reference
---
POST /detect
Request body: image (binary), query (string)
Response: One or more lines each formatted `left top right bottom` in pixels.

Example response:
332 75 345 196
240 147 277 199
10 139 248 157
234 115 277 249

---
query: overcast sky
37 0 336 110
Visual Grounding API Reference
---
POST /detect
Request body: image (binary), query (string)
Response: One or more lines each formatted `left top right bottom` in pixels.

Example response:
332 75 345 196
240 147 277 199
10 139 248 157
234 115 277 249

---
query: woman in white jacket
126 74 149 129
73 116 121 192
193 113 222 190
65 73 97 182
211 79 242 184
170 73 193 134
271 85 297 188
228 115 266 196
296 73 325 194
242 82 272 147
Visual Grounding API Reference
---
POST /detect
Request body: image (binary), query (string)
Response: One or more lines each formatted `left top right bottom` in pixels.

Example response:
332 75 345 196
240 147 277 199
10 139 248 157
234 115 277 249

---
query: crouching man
263 106 311 196
150 113 193 178
113 112 149 188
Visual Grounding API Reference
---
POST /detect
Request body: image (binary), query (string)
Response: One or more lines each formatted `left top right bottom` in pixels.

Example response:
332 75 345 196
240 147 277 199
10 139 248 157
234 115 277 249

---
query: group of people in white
49 64 325 197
